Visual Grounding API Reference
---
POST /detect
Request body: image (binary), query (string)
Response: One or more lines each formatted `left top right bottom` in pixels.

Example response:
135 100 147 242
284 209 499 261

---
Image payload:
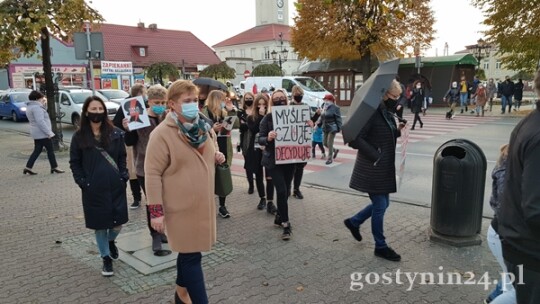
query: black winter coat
513 81 524 100
348 105 400 194
244 116 263 172
498 102 540 271
69 128 129 230
410 88 425 113
258 113 276 169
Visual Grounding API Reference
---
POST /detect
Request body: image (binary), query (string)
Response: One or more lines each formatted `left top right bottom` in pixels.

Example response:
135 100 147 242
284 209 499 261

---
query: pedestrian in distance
145 80 225 304
394 75 407 119
69 96 129 277
24 90 65 175
245 93 276 213
444 81 460 119
311 123 325 159
122 84 171 257
497 68 540 304
484 144 516 304
321 93 342 165
475 83 488 117
112 83 145 210
459 76 470 113
201 90 239 218
513 78 524 111
487 78 497 112
500 76 515 114
410 80 424 129
343 79 406 262
289 85 320 197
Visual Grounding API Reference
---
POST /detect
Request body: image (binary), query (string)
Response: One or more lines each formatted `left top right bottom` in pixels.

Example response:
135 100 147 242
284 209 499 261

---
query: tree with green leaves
0 0 103 147
252 64 282 77
292 0 435 80
473 0 540 73
199 62 236 80
146 62 179 86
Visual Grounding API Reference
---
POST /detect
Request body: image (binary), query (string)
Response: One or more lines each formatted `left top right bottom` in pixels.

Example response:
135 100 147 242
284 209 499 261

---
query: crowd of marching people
55 69 539 303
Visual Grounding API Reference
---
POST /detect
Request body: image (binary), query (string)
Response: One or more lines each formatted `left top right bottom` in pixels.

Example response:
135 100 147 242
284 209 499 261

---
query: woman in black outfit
238 92 255 193
410 80 424 130
245 94 276 213
259 89 311 240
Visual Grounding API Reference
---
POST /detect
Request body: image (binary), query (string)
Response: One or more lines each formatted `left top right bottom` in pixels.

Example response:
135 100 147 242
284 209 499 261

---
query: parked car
98 89 129 105
0 89 32 122
56 89 119 126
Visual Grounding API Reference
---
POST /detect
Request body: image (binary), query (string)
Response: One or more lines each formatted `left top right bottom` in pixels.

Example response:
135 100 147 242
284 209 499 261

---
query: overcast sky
86 0 487 57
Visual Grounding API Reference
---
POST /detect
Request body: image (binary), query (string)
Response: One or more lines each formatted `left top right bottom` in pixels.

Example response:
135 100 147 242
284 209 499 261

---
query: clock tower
255 0 289 26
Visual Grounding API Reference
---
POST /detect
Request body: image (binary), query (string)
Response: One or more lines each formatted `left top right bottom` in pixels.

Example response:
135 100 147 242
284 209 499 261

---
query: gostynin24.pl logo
350 266 524 291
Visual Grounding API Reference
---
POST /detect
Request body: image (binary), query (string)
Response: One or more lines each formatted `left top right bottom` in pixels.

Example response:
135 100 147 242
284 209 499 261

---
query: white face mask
416 85 422 89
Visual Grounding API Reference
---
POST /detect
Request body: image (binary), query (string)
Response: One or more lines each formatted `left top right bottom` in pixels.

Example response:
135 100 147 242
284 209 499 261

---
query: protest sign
272 105 312 164
121 96 150 131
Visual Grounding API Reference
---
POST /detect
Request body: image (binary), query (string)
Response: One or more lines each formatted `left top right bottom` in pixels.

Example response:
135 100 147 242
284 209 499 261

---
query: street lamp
473 38 491 70
271 32 289 75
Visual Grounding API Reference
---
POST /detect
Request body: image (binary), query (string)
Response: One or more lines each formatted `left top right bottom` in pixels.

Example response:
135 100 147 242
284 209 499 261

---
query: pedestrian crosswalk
230 112 499 175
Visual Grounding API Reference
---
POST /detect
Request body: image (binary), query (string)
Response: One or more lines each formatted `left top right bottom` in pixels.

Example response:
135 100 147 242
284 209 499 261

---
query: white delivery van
243 76 330 110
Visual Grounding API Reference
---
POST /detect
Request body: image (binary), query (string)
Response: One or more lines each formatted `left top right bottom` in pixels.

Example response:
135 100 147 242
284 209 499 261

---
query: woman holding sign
259 89 312 240
202 90 239 218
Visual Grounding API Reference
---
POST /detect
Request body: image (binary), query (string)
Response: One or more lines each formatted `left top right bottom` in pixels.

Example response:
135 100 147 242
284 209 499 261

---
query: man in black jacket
500 76 515 114
498 69 540 303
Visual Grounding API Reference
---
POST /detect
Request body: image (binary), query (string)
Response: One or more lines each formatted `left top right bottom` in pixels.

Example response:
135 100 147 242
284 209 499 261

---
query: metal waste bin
430 139 487 241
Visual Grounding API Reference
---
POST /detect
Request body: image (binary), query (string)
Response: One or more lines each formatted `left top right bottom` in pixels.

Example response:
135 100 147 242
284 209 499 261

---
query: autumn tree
292 0 435 80
473 0 540 73
0 0 103 147
199 62 236 80
146 62 179 85
252 64 282 77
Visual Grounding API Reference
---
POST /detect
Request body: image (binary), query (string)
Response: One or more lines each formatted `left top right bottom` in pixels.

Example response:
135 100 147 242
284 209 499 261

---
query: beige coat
145 113 217 253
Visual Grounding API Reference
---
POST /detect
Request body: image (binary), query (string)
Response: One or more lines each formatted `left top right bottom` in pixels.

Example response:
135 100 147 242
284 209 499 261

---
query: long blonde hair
205 90 226 120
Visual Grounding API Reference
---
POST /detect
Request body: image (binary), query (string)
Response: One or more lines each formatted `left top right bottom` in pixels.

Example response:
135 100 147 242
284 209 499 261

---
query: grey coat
348 105 400 194
26 101 54 140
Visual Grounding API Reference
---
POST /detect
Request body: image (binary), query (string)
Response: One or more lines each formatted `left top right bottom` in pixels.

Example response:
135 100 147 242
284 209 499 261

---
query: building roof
399 54 478 67
98 23 221 68
212 24 291 48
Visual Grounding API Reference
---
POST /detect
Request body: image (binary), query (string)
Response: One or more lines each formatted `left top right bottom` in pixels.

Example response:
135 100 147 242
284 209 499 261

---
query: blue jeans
486 225 516 303
460 92 469 108
349 193 390 249
176 252 208 304
501 95 513 113
95 226 122 258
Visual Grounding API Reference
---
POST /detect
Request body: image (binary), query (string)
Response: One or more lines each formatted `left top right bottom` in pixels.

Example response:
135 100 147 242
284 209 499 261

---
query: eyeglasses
272 98 287 103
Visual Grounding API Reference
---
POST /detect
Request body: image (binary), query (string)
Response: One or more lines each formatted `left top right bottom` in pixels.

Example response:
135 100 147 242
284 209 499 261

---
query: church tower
255 0 289 26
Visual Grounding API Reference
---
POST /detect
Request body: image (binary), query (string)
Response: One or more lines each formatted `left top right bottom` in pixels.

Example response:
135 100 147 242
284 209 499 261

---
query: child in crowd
311 123 325 159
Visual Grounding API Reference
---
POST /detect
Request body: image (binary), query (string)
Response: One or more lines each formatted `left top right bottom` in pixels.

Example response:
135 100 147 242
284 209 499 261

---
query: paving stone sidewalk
0 129 500 304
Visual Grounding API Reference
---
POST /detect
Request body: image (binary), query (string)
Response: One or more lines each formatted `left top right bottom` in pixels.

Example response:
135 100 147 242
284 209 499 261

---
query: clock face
277 0 284 8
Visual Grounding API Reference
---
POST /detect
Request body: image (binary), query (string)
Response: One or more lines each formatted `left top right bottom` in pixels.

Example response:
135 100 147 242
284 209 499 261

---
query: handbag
215 163 233 197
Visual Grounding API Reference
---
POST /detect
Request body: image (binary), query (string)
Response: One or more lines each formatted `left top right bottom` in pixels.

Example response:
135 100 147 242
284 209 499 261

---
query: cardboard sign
121 96 150 131
221 115 237 132
272 105 312 164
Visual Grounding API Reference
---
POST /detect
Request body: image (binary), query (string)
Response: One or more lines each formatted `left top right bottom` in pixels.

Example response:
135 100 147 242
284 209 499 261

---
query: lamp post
271 32 289 75
473 38 491 71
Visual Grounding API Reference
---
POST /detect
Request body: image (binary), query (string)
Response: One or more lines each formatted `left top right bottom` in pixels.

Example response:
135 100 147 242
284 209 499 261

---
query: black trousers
26 138 57 169
412 112 423 128
293 162 307 191
506 260 540 304
269 164 295 223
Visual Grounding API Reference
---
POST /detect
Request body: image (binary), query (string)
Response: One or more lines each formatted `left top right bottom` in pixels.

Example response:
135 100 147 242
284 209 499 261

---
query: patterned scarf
171 112 210 149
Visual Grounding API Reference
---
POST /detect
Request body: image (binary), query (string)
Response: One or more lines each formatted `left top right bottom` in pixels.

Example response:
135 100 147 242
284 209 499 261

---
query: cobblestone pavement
0 129 500 304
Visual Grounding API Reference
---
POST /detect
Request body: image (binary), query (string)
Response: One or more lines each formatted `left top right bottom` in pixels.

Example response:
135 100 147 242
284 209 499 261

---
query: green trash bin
430 139 487 246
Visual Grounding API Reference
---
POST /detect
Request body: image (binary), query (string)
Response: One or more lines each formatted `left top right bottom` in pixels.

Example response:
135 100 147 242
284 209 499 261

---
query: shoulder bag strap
95 147 119 174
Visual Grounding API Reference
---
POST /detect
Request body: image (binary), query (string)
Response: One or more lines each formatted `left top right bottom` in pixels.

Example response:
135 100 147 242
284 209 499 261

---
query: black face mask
87 112 107 123
244 99 253 107
293 95 303 103
384 99 398 112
